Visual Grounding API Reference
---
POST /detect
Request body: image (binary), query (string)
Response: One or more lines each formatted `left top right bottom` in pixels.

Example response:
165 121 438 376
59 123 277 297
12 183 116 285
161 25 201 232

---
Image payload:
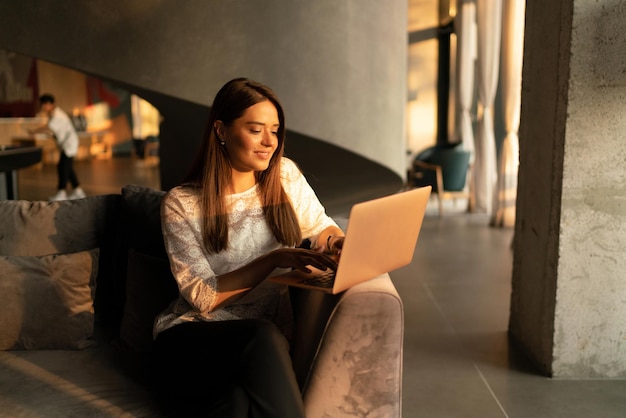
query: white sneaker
49 190 68 201
69 187 86 200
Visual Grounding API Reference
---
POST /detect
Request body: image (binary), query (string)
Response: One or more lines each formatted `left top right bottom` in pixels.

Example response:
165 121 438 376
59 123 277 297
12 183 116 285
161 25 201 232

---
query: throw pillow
119 248 179 352
0 249 99 350
0 196 120 328
120 184 167 258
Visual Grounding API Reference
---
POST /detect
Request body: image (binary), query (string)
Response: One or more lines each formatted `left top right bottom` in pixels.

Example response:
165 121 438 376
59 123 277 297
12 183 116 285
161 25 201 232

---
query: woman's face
217 100 280 174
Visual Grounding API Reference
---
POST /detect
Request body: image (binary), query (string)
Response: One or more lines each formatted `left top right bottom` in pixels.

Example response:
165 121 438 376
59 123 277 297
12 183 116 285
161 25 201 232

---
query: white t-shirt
48 107 79 157
153 157 338 337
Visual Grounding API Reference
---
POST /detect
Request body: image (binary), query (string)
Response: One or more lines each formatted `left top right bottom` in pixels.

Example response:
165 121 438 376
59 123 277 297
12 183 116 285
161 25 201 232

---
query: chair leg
435 167 444 218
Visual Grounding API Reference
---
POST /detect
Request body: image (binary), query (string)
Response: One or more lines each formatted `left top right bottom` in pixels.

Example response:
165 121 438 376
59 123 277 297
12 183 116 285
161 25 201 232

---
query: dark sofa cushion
0 249 99 350
119 184 168 258
103 184 168 329
119 249 178 352
117 185 178 351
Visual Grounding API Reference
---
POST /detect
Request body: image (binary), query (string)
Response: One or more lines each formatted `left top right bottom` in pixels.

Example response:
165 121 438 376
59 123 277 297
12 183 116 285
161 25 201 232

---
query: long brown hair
184 78 301 253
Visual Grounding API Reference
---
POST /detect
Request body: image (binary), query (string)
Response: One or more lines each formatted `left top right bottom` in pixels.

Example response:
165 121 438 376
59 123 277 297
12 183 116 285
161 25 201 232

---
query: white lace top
153 158 337 337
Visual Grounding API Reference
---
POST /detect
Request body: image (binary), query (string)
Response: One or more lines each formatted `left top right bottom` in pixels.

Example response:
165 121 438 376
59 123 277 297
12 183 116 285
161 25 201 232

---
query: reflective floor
16 157 161 202
395 210 626 417
16 158 626 417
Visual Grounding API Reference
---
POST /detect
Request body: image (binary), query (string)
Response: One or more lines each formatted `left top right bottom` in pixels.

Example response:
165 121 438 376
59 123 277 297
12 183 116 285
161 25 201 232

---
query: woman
152 78 345 417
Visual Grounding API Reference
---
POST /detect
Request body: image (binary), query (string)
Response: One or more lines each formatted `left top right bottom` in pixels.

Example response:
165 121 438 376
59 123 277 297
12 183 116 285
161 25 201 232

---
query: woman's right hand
269 247 338 274
210 248 337 311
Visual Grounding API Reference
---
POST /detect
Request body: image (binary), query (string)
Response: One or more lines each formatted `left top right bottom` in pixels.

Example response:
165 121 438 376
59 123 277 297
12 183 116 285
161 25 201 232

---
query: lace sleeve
281 158 338 239
161 188 218 313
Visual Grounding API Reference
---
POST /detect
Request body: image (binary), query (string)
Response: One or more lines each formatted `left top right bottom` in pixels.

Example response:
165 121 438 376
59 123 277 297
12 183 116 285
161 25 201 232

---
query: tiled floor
16 158 626 417
394 211 626 417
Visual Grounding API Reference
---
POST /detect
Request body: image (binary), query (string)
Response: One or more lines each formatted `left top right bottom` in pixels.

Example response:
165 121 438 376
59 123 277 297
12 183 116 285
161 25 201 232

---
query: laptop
268 185 431 294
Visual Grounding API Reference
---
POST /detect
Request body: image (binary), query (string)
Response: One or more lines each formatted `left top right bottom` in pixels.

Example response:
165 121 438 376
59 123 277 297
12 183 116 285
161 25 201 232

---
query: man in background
30 94 86 201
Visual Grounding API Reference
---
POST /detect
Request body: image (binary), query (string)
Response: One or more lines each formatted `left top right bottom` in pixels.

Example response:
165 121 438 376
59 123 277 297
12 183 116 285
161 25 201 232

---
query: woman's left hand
325 235 344 260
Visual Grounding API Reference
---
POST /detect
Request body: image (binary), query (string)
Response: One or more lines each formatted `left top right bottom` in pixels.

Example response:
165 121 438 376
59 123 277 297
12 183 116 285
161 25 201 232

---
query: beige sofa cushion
0 196 121 326
0 249 99 350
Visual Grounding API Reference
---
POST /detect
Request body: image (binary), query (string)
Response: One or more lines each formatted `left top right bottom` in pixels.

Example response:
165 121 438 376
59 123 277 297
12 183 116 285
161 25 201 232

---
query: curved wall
0 1 407 179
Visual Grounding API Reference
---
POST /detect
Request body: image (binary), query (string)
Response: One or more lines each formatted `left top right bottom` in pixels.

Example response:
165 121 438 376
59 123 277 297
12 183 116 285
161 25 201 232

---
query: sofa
0 184 404 418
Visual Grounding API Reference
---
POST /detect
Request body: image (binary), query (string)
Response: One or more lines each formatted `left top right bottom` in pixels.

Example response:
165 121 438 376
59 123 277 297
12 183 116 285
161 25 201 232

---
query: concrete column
510 0 626 377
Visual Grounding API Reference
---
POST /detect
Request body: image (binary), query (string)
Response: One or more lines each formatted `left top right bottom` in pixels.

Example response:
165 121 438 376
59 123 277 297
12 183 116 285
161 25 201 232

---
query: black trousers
57 151 79 190
152 319 305 418
57 152 79 190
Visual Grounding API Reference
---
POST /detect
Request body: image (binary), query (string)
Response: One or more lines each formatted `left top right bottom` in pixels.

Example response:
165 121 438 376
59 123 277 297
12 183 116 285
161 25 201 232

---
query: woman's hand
269 247 338 273
312 226 345 260
325 235 344 259
211 247 335 311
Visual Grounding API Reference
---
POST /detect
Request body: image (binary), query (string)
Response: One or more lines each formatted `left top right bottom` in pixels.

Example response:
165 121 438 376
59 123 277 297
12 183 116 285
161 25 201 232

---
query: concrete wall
0 0 408 180
511 0 626 377
553 0 626 377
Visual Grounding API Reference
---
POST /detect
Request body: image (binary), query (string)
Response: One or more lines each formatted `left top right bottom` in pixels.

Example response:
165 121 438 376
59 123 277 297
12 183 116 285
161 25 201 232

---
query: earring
219 137 225 145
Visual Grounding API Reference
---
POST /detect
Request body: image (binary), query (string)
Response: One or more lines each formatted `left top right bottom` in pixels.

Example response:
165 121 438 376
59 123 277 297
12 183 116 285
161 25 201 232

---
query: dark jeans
152 319 305 418
57 152 79 190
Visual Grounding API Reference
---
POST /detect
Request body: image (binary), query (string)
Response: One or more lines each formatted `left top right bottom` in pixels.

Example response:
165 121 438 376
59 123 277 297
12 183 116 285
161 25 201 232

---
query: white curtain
455 0 477 155
474 0 502 214
491 0 525 227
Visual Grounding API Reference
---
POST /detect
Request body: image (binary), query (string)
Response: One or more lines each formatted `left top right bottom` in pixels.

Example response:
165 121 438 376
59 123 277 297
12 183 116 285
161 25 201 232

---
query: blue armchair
408 144 472 217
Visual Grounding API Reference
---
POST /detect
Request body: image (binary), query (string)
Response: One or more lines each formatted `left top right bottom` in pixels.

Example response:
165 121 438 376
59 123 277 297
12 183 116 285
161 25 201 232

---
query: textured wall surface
512 0 626 377
0 0 407 178
510 0 571 375
553 0 626 377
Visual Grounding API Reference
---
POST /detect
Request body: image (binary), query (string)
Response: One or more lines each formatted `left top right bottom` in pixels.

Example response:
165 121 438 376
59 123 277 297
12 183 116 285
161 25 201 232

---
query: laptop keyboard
300 270 336 288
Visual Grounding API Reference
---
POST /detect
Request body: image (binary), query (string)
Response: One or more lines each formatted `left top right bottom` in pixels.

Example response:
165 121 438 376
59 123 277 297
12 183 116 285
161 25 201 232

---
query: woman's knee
247 319 288 350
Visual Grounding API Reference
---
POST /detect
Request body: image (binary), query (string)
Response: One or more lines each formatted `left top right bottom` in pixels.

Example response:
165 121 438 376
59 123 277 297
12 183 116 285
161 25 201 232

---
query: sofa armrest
300 274 404 418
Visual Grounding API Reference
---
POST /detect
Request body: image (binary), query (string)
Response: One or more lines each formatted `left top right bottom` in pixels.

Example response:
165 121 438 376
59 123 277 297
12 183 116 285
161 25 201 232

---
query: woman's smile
217 99 280 175
255 149 273 159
